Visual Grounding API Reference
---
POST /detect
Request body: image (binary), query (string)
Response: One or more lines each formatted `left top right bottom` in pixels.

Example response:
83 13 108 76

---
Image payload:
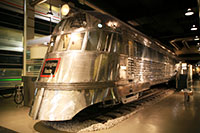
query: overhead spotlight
191 25 197 31
194 36 200 41
185 8 194 16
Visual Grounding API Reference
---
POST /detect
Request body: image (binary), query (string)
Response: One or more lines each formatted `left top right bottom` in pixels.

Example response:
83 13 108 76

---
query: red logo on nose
40 58 61 77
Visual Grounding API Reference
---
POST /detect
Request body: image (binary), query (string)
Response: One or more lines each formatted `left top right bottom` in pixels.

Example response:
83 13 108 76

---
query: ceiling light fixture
185 8 194 16
194 36 200 41
191 25 197 31
47 0 53 17
47 7 53 17
197 43 200 48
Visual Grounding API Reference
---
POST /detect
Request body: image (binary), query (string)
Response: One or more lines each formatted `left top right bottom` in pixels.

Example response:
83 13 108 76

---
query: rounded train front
29 11 177 121
29 12 120 121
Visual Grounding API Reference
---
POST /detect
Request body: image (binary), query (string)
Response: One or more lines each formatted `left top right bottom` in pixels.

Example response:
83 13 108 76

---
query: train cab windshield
48 12 122 53
51 32 85 51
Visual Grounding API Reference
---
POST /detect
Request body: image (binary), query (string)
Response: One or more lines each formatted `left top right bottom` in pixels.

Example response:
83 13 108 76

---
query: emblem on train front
40 58 61 77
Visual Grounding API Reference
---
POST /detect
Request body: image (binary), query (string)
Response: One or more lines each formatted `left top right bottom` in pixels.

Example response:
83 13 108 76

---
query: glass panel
143 46 148 58
56 34 71 51
105 33 112 52
128 40 134 57
49 32 85 52
99 31 112 52
136 42 143 57
119 37 127 54
68 33 85 50
99 31 106 51
158 52 164 62
0 69 22 77
26 59 43 76
111 33 118 52
86 31 100 51
48 36 56 53
117 34 123 54
63 34 71 49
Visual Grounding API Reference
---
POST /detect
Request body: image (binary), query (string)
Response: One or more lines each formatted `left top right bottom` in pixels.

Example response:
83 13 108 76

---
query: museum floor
0 81 200 133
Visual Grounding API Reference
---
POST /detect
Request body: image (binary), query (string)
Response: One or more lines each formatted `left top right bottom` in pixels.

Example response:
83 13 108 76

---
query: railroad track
43 87 174 132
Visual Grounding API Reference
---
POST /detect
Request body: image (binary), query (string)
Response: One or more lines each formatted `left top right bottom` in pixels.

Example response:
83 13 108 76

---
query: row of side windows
49 30 122 53
48 30 174 63
126 40 172 63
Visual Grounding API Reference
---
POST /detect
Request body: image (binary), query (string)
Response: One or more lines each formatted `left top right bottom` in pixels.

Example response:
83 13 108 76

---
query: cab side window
99 31 112 52
68 33 85 50
85 31 100 51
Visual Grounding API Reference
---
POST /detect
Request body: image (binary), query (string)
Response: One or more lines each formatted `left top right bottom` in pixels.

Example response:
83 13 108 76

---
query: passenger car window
136 42 143 57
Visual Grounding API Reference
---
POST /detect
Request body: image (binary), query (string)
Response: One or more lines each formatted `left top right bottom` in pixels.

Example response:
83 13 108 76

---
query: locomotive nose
29 51 118 121
38 51 118 83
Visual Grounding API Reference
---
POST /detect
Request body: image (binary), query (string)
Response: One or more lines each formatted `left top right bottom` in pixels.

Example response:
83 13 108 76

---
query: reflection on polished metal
30 11 178 121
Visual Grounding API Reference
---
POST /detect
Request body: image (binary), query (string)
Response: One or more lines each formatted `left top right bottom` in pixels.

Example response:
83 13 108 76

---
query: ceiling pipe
169 40 180 50
170 37 195 50
30 0 47 6
78 0 108 15
182 40 190 49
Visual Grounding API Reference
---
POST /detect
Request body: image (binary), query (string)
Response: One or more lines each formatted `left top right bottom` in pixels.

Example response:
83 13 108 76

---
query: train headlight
61 4 70 16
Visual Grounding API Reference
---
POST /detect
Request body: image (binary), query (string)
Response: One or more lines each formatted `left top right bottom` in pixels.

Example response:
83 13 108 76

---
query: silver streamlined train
29 11 177 121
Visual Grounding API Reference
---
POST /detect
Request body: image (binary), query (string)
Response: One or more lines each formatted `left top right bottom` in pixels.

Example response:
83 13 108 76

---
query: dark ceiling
0 0 199 64
67 0 200 64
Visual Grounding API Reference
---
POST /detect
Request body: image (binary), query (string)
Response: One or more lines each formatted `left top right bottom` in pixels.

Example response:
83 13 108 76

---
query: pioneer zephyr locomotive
29 11 177 121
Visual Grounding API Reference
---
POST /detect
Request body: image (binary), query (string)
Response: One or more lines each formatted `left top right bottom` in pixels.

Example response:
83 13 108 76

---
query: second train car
30 11 177 121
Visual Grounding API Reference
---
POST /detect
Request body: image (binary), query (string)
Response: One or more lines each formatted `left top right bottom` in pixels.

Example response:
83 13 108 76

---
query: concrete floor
0 81 200 133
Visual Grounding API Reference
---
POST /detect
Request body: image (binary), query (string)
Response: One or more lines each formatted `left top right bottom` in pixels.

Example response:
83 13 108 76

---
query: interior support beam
23 0 35 76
